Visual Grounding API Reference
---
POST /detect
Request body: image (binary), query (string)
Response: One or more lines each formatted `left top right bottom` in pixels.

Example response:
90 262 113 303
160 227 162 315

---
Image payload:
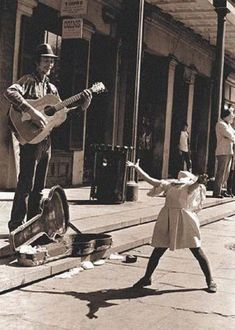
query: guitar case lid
10 185 70 250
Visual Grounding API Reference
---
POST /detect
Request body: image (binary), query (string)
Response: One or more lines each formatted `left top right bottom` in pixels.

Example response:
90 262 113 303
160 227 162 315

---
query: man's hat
35 43 58 58
221 107 234 119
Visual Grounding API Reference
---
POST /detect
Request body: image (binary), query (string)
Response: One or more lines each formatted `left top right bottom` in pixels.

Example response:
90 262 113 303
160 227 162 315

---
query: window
44 31 62 57
225 74 235 106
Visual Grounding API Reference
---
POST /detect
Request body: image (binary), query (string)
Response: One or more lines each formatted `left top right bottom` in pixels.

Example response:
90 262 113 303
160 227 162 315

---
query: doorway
169 64 189 178
137 53 168 177
83 33 117 182
191 75 211 174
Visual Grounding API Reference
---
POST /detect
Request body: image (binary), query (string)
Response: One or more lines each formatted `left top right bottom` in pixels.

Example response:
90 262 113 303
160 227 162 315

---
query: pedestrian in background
178 122 192 172
213 106 235 198
227 115 235 196
227 155 235 197
127 160 217 293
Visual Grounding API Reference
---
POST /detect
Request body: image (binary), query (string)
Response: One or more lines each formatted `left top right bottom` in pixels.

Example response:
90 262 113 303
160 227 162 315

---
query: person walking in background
178 122 192 172
227 155 235 197
227 115 235 196
213 106 235 198
4 43 92 232
127 160 217 293
138 115 153 174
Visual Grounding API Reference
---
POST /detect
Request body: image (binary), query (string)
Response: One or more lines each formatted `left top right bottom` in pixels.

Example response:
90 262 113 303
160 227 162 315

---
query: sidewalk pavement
0 181 235 293
0 181 234 235
0 217 234 330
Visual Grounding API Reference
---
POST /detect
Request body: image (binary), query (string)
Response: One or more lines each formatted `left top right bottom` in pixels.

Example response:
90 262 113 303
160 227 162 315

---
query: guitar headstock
90 82 106 94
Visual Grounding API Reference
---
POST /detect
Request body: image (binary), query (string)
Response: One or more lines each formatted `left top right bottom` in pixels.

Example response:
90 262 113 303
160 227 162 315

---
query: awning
147 0 235 60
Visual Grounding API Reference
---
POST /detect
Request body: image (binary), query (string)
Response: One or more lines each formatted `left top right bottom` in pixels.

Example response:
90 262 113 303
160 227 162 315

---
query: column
213 0 230 120
208 0 230 176
162 57 177 178
186 70 196 139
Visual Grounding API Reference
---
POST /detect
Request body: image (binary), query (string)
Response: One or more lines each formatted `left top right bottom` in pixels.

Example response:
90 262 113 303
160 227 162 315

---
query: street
1 1 235 329
0 217 234 330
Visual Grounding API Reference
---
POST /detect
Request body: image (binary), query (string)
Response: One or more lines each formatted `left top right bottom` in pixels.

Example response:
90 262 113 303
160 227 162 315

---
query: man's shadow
21 286 204 319
69 200 100 205
68 200 124 205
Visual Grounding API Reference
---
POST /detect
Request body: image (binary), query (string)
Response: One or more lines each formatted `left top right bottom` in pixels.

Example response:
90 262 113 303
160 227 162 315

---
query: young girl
127 160 217 293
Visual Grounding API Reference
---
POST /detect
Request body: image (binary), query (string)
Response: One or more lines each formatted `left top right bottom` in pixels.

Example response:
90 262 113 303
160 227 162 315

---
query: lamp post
126 0 145 201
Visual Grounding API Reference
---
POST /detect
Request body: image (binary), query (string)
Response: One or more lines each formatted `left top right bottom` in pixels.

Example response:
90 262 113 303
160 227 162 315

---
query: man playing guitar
5 43 92 232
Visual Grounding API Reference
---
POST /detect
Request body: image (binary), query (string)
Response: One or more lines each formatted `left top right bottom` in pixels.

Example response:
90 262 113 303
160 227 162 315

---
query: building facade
0 0 235 189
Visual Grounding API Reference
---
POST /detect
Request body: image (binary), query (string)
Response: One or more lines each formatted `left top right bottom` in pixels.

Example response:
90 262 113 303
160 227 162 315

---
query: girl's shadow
21 286 204 319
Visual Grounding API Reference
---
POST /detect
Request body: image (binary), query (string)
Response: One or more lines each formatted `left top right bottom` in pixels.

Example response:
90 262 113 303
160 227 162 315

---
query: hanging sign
62 18 83 39
61 0 88 17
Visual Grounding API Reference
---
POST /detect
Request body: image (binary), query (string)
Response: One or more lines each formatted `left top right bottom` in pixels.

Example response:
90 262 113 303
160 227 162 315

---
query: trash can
90 144 131 203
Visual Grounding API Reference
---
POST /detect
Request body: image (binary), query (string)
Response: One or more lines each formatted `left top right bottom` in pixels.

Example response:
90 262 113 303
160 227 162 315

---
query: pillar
208 0 230 176
162 56 177 178
213 0 230 120
186 69 196 140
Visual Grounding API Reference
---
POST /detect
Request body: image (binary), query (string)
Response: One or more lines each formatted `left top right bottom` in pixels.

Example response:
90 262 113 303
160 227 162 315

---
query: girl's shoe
133 277 152 288
207 280 217 293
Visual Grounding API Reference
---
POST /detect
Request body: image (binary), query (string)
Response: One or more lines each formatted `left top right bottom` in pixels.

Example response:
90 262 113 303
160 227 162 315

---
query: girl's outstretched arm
127 160 161 187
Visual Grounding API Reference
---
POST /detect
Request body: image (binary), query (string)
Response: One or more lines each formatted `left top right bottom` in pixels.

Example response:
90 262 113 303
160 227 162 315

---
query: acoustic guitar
9 82 106 145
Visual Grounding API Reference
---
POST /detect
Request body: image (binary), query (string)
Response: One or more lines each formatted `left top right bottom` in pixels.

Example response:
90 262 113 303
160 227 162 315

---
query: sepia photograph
0 0 234 329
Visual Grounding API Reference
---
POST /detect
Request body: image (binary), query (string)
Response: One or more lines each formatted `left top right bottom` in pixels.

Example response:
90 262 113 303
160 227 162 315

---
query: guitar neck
54 87 92 112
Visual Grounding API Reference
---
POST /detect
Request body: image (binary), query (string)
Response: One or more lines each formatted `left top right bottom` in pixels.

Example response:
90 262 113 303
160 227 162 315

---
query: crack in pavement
159 282 186 288
135 301 235 319
169 306 235 318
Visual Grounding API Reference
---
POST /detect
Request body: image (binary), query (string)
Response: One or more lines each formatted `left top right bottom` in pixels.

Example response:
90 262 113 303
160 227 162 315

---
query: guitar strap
45 79 58 96
46 80 53 94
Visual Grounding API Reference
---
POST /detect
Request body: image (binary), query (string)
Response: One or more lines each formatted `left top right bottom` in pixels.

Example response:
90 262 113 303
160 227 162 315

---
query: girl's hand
126 161 135 168
197 174 209 185
126 159 140 168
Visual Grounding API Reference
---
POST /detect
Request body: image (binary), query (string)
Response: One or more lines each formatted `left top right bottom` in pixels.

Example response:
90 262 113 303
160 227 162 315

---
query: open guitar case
9 185 112 267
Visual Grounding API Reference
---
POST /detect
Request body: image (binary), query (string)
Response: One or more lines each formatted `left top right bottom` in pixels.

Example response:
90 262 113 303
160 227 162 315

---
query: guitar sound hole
44 106 56 116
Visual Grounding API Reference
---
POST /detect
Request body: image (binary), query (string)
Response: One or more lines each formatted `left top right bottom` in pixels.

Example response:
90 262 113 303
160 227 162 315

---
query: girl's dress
149 180 206 251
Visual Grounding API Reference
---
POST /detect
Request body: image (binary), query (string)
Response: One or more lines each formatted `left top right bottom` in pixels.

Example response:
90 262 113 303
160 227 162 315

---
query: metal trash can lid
91 144 133 152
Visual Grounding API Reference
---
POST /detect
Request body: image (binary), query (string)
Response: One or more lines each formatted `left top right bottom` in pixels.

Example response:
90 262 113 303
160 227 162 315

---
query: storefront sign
61 0 88 16
62 18 83 39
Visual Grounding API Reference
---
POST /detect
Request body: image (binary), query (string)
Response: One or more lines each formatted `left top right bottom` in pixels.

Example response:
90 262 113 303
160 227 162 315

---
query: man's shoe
207 280 217 293
212 194 224 199
133 277 152 288
222 191 232 198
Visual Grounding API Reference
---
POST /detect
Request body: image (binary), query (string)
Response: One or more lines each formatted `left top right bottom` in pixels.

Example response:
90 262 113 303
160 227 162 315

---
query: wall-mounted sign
61 0 88 17
62 18 83 39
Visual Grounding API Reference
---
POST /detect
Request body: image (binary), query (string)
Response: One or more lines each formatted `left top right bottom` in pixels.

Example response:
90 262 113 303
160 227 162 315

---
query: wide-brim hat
174 171 198 185
35 43 58 58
